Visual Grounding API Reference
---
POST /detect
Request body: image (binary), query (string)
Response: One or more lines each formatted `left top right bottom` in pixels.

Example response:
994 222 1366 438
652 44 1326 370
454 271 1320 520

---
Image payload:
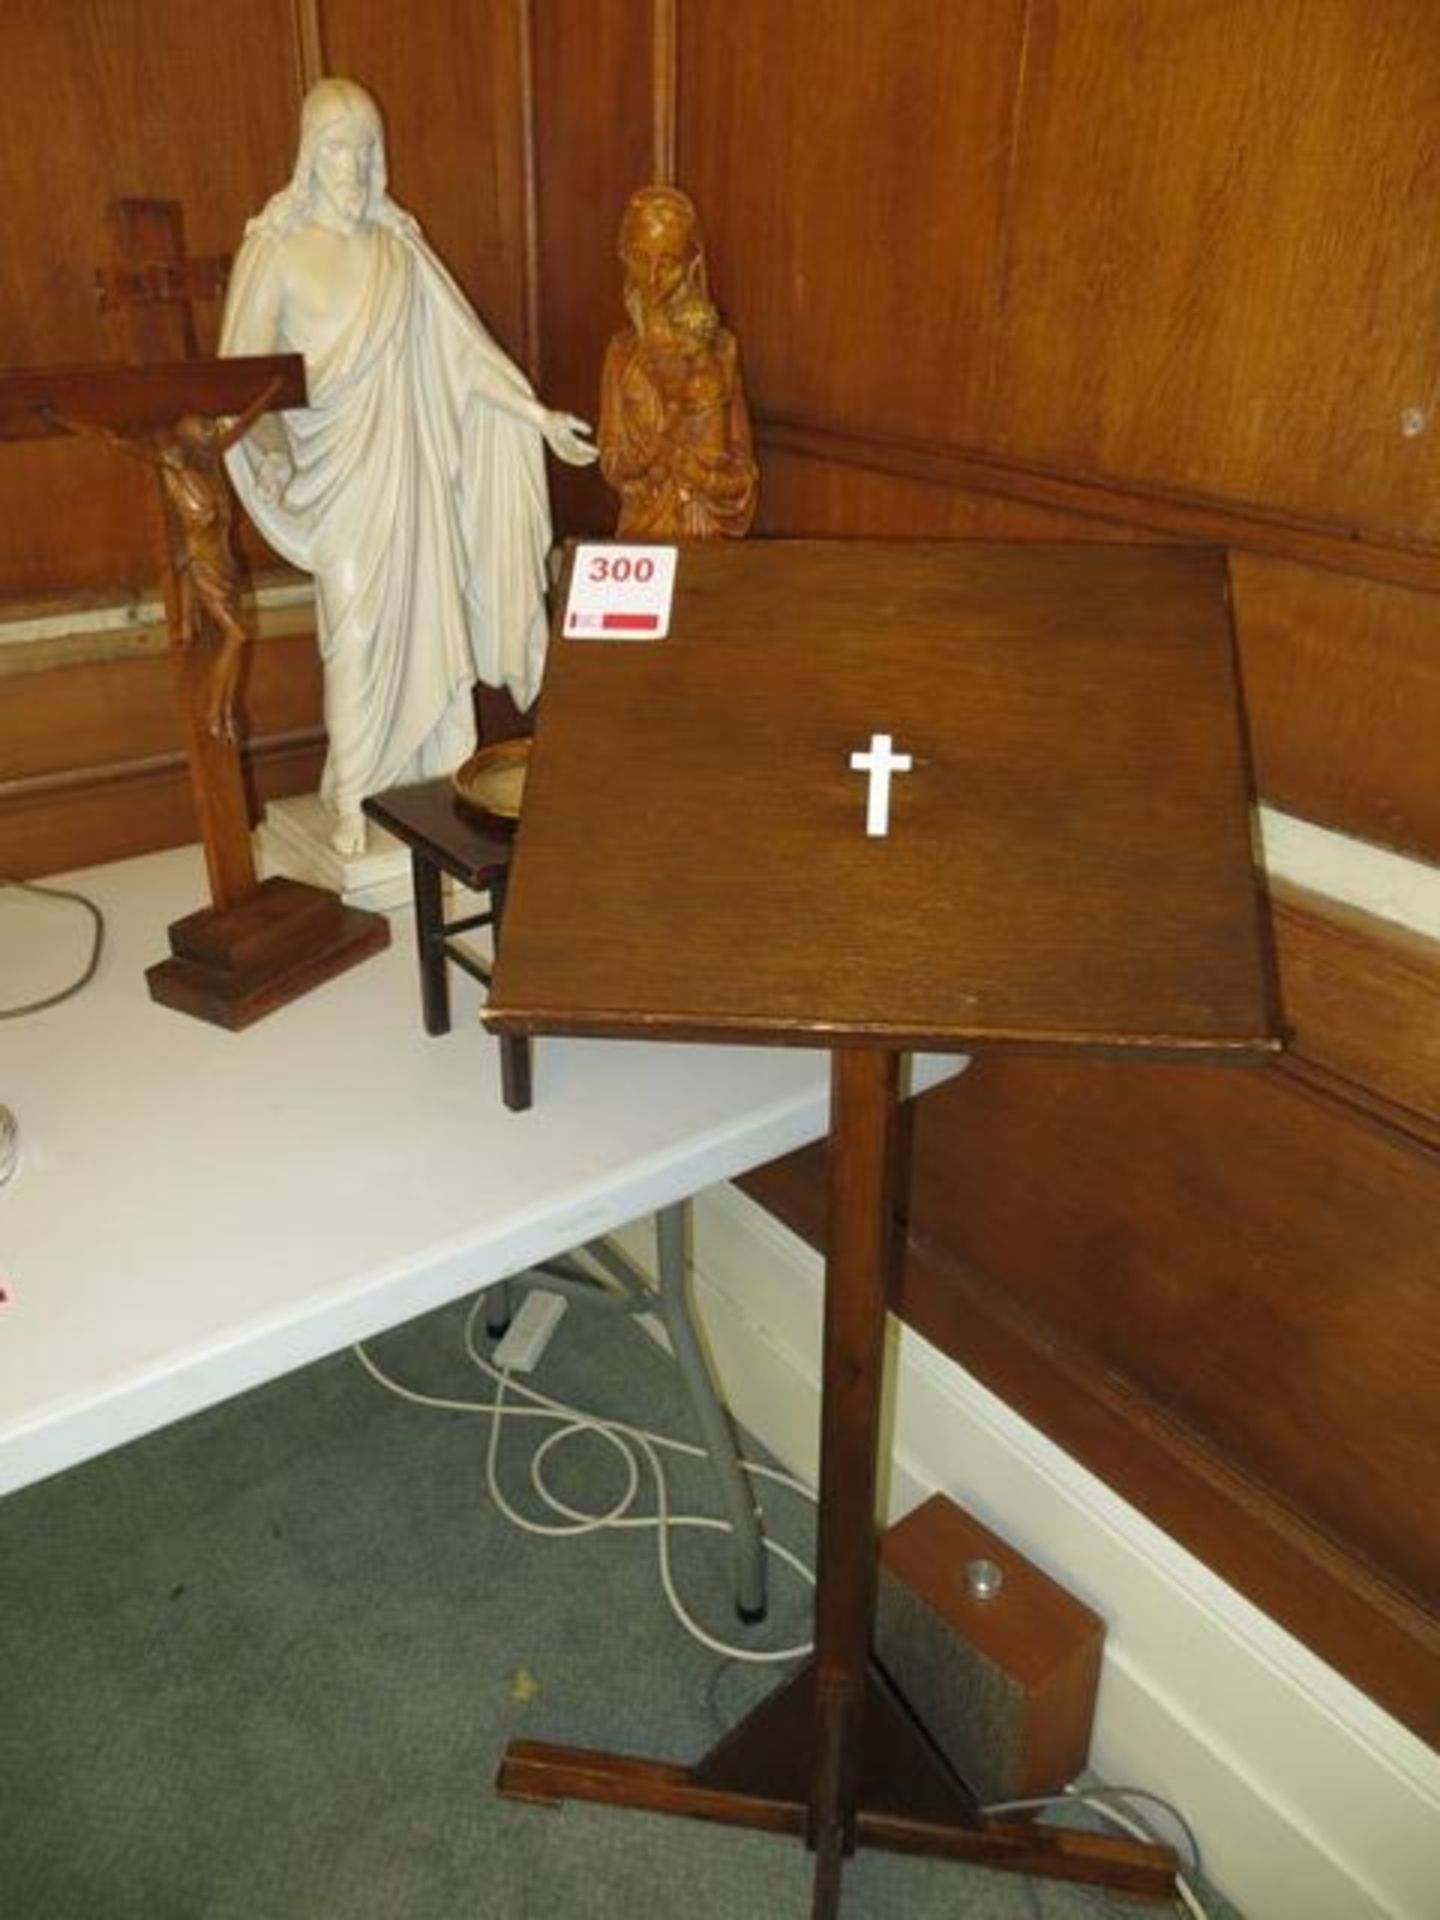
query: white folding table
0 844 956 1501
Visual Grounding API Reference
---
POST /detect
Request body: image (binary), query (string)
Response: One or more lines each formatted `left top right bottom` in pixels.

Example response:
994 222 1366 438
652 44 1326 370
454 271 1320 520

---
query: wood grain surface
530 0 658 534
0 624 324 877
320 0 533 363
755 448 1440 866
1271 879 1440 1143
0 0 300 596
991 2 1440 531
490 540 1278 1053
678 0 1026 445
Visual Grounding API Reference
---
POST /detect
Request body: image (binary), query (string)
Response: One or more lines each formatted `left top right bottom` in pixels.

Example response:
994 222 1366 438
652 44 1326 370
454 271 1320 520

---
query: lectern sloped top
487 540 1281 1057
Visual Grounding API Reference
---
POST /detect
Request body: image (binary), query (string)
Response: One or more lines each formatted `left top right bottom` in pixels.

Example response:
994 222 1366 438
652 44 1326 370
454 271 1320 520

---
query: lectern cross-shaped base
484 540 1281 1917
0 358 389 1027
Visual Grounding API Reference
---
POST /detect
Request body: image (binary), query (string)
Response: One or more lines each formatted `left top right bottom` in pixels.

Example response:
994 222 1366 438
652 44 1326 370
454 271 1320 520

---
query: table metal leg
482 1203 765 1618
484 1279 513 1337
652 1201 767 1622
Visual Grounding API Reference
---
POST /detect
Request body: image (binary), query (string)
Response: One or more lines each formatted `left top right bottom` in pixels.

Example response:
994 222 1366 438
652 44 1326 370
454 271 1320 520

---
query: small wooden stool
362 777 532 1111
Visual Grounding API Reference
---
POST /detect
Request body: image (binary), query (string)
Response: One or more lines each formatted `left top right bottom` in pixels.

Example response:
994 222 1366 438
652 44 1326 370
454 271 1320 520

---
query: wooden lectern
483 540 1282 1916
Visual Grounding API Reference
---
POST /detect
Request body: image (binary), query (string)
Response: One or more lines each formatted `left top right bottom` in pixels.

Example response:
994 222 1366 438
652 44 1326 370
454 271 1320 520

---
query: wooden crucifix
88 195 270 906
0 354 389 1027
95 197 232 364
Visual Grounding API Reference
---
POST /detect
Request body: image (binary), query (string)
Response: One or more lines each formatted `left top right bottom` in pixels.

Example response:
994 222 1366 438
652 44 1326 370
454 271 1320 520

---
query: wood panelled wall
0 0 302 599
743 883 1440 1747
669 0 1440 1745
1 0 1436 1746
679 0 1440 863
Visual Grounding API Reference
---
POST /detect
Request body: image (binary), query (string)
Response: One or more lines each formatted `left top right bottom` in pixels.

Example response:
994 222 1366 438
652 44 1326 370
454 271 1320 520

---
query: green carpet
0 1286 1236 1918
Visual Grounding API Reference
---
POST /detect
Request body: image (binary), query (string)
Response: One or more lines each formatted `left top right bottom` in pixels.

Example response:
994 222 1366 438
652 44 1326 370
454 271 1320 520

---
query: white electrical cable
982 1783 1212 1919
353 1288 817 1664
358 1291 1218 1917
0 878 105 1018
366 1297 1221 1912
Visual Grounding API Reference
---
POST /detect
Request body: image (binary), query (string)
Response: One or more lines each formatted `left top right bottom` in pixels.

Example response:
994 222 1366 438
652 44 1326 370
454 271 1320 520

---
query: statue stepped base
146 876 390 1031
256 793 414 912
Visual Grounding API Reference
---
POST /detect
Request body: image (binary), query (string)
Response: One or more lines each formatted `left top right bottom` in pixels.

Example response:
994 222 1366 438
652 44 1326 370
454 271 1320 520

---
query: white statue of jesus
220 78 596 855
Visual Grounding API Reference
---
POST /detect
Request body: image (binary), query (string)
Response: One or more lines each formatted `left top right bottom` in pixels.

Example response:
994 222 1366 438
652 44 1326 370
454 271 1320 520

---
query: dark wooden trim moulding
0 726 323 802
651 0 678 185
516 0 544 384
1 729 326 880
754 414 1440 596
290 0 325 94
1269 879 1440 1150
1275 1056 1440 1159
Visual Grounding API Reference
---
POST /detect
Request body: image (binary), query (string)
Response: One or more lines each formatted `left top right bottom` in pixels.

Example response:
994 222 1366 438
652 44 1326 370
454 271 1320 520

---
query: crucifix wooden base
1 357 389 1026
142 874 389 1031
482 539 1282 1918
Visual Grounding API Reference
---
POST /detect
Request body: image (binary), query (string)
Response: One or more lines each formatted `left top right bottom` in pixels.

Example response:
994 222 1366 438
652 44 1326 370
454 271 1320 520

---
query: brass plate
453 737 531 822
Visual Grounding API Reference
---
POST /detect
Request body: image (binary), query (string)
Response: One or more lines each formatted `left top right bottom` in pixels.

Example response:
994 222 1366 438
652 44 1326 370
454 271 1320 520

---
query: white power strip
491 1289 567 1373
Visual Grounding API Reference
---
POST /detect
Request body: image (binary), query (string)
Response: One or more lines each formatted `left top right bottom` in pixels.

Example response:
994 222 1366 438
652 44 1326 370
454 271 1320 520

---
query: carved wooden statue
599 187 758 540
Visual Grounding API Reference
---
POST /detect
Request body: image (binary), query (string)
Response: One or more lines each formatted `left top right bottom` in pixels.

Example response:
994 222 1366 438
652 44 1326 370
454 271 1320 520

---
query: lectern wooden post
483 540 1282 1917
0 359 390 1026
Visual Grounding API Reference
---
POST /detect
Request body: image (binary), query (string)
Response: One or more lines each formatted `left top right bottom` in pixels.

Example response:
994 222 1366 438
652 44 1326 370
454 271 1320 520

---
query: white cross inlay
849 732 913 838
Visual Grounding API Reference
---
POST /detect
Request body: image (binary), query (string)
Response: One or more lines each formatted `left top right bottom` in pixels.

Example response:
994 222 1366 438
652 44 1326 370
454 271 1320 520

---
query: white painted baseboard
1257 806 1440 941
610 1185 1440 1920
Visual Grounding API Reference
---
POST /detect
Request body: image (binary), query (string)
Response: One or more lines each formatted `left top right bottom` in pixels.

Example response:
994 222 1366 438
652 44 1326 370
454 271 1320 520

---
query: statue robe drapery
221 214 552 818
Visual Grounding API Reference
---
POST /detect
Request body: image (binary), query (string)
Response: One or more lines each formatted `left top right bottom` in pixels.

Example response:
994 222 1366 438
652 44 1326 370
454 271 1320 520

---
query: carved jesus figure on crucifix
49 384 278 741
221 78 596 855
